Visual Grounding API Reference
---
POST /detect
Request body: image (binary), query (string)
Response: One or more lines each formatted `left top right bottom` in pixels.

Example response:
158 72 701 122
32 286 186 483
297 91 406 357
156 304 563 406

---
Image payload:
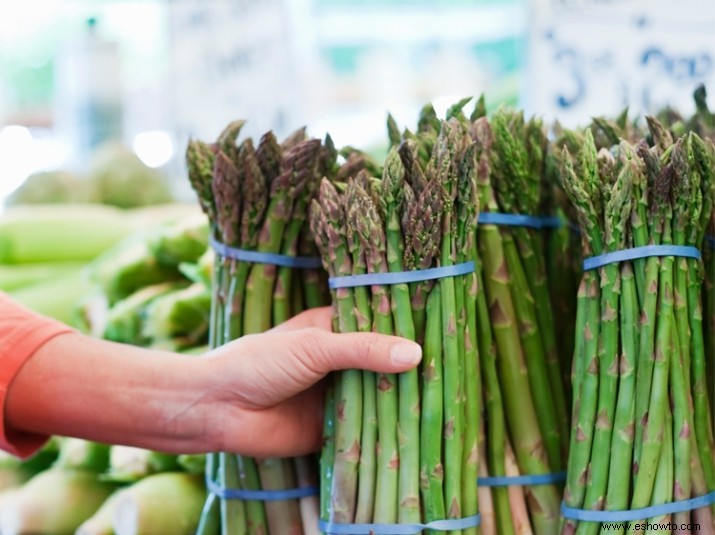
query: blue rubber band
319 514 481 534
561 491 715 523
707 235 715 250
328 262 474 290
583 245 701 271
477 212 581 233
209 236 323 269
478 471 566 487
538 216 564 229
478 212 545 229
206 477 319 501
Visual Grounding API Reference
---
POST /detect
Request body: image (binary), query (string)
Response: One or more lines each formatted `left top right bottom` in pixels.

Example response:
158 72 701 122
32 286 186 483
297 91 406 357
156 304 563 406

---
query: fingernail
390 342 422 366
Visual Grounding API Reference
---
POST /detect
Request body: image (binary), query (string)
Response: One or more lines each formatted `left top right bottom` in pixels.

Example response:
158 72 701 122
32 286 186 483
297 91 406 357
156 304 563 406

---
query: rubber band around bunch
478 212 560 230
478 471 566 487
209 235 323 269
206 475 319 502
583 245 702 271
319 514 481 534
328 261 475 289
561 490 715 523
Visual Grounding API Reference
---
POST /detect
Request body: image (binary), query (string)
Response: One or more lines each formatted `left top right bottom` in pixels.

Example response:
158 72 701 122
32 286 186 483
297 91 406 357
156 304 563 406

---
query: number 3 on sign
553 46 585 110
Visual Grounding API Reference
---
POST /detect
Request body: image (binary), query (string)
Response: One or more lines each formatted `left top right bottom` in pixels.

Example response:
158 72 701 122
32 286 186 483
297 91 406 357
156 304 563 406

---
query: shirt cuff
0 316 73 458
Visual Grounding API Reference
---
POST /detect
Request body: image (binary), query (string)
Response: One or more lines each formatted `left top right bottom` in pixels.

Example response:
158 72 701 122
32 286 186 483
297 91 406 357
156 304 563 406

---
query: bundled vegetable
187 120 357 535
560 123 715 534
456 108 565 535
311 118 481 533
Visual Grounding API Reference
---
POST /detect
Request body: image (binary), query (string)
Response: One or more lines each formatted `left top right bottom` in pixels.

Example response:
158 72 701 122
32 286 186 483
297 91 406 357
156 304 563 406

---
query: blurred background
0 0 713 207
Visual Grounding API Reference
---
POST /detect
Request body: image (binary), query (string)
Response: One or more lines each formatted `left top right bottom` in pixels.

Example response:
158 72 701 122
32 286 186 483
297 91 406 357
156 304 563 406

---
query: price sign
525 0 715 126
167 0 298 142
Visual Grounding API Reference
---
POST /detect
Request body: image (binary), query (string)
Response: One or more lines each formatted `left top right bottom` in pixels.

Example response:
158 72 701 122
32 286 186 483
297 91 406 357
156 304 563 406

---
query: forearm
5 332 220 454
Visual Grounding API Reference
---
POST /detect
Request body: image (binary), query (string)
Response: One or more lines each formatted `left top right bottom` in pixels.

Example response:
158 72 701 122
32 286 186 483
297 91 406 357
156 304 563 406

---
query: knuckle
291 328 328 374
357 334 382 362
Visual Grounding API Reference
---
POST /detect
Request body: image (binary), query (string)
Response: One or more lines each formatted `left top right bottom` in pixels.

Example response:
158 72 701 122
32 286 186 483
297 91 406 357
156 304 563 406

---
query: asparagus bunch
311 118 480 533
560 123 715 535
386 99 569 534
463 110 565 535
187 121 363 535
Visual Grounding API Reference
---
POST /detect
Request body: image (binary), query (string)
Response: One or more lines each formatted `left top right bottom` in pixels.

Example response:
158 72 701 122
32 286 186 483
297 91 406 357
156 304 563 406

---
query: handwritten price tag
525 1 715 126
167 0 297 142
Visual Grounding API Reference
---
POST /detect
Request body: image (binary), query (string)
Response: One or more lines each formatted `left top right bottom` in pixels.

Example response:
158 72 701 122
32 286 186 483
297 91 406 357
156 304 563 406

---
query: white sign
168 0 299 144
525 1 715 126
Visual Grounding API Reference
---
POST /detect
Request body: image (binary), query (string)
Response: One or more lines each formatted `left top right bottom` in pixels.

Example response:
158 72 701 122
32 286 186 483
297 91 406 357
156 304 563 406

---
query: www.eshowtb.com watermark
602 521 701 531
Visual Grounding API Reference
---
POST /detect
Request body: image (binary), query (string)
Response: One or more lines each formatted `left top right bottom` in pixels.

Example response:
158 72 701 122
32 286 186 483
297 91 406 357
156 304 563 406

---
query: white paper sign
525 0 715 126
168 0 298 143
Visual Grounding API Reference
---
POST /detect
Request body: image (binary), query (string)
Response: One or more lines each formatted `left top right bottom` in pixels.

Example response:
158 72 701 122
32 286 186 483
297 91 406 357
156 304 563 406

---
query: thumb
280 328 422 376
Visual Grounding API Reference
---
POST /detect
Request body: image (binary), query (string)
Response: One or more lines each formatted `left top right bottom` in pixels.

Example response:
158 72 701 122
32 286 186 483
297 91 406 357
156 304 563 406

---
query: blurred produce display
84 143 173 209
0 207 211 534
6 142 174 210
5 172 87 206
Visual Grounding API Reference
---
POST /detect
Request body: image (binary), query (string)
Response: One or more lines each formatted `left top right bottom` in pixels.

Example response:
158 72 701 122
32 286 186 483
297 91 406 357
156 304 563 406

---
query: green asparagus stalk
382 149 421 525
403 174 446 528
643 406 674 535
346 178 377 524
431 123 467 528
629 153 676 517
455 137 480 535
351 184 400 524
313 179 362 523
560 131 604 535
602 259 638 532
576 145 633 535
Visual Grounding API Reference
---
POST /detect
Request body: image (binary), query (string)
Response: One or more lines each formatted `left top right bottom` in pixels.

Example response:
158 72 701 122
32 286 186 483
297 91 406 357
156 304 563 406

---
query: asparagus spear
560 131 604 535
403 176 445 527
313 179 362 523
346 178 377 524
381 149 421 525
352 183 400 524
455 138 480 535
576 144 633 535
628 153 676 523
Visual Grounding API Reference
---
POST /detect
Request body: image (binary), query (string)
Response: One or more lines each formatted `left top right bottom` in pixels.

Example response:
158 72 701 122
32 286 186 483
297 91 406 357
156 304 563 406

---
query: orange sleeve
0 292 74 458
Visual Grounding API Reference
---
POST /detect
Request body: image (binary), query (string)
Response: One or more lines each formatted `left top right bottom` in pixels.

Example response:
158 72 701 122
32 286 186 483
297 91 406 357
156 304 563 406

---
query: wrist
185 352 247 453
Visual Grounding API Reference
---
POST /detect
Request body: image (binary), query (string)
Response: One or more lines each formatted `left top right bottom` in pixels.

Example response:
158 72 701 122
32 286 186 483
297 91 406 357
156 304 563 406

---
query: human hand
201 307 422 457
5 306 420 458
